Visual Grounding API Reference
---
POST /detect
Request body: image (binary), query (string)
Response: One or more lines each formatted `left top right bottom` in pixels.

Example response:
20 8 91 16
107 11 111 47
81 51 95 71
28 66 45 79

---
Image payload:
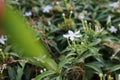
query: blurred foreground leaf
2 5 57 71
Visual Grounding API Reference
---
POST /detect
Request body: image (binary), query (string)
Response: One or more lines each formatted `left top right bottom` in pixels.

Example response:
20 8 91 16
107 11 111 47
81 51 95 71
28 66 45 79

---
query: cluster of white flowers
108 26 117 33
0 35 7 45
24 11 32 17
0 64 7 73
109 1 119 8
40 68 47 73
63 30 82 41
42 5 53 13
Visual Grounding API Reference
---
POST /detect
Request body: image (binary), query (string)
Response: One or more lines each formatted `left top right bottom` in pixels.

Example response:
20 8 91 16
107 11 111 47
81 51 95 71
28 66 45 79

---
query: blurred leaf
8 66 16 80
58 57 73 70
35 70 55 80
3 5 57 71
85 62 103 74
16 62 25 80
108 65 120 73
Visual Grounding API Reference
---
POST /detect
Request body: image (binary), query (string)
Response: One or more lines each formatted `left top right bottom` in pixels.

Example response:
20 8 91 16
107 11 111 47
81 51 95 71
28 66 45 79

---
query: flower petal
0 40 4 44
75 34 81 38
42 5 53 13
75 30 80 35
108 26 117 33
70 36 75 41
68 30 74 35
63 34 70 38
24 11 32 17
0 35 7 45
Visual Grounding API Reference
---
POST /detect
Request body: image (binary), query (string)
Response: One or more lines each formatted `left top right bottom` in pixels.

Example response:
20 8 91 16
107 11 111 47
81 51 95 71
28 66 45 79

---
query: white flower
43 68 47 72
62 13 65 17
42 5 53 13
24 11 32 17
40 70 43 73
99 73 103 77
109 1 119 8
70 11 73 14
63 30 81 41
56 1 59 5
108 26 117 33
0 35 7 45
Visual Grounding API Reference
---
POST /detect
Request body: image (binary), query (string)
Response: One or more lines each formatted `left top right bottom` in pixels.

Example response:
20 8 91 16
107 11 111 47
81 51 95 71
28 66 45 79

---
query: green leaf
3 5 57 71
8 66 16 80
56 76 62 80
89 39 101 46
89 47 99 54
16 62 25 80
85 63 103 74
77 51 99 63
35 70 55 80
66 52 76 58
108 65 120 72
58 57 73 70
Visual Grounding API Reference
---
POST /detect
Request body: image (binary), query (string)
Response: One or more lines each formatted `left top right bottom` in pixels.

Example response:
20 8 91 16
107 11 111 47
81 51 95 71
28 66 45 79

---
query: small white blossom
40 70 43 73
0 35 7 45
42 5 53 13
109 1 119 8
56 1 59 5
99 73 103 77
62 13 65 17
24 11 32 17
108 26 117 33
70 11 73 14
43 68 47 72
63 30 82 41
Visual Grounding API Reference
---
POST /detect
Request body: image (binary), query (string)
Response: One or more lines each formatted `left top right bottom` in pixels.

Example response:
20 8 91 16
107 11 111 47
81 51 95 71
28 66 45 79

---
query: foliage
0 0 120 80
